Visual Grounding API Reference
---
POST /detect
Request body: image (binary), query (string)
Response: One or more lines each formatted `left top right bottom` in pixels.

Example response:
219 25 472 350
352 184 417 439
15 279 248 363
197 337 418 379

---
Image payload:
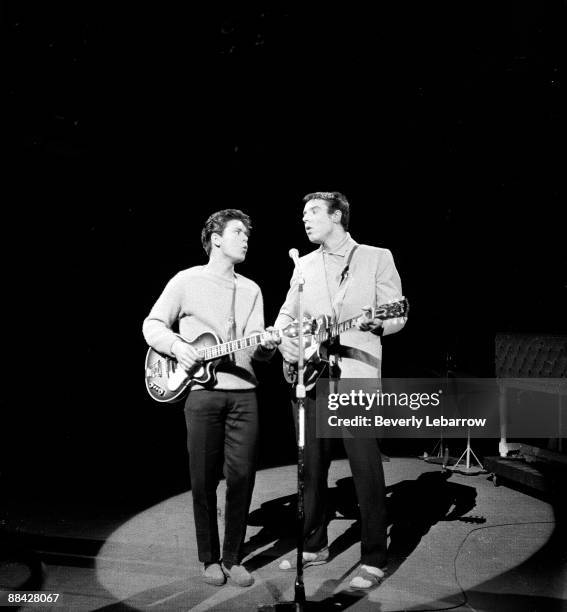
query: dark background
3 2 565 508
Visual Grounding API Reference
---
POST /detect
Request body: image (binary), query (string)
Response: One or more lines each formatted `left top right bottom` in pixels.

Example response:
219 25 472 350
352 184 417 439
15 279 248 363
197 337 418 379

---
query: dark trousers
293 395 388 569
184 389 258 566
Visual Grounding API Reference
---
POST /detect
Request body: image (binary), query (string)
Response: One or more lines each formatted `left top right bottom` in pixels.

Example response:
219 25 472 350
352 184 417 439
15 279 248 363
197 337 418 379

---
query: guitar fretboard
317 315 360 343
315 299 407 344
197 331 279 361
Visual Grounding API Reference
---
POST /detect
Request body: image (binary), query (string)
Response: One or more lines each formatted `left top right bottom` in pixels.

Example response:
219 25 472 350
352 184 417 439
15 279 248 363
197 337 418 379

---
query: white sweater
143 266 268 390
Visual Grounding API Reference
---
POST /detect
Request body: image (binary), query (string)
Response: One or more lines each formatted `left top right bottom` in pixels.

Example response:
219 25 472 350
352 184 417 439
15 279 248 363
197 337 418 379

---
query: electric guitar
145 319 317 403
283 297 409 390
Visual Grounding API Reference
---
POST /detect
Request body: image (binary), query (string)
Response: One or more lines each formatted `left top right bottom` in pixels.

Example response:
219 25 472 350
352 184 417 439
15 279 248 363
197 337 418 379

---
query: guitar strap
333 244 359 320
227 277 237 362
340 244 359 284
327 244 359 378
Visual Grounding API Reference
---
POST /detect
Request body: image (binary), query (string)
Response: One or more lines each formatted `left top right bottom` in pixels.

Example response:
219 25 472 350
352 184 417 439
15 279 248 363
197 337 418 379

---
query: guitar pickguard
144 332 222 403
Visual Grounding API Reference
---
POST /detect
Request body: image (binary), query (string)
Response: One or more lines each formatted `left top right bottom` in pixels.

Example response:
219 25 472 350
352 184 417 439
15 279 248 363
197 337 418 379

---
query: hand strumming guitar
278 335 301 364
171 339 203 371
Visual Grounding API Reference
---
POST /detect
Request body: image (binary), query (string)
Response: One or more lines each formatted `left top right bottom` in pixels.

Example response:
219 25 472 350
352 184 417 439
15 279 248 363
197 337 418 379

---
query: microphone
289 248 304 281
288 248 300 267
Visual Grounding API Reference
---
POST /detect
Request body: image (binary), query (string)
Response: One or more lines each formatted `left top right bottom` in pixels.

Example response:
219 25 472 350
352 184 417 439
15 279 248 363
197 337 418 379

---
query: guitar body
282 315 331 392
145 332 224 403
283 344 328 390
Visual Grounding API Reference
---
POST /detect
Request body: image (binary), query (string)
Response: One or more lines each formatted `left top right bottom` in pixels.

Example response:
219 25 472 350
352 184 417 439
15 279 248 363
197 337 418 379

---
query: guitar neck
197 330 280 361
317 314 361 343
317 299 406 343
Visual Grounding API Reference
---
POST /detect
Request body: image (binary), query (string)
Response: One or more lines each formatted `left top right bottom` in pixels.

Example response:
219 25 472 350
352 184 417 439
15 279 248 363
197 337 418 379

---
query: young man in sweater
274 192 406 590
143 209 278 587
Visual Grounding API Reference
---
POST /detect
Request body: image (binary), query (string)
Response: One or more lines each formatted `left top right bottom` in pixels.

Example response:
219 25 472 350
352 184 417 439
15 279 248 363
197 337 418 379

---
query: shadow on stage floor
1 460 565 611
242 470 480 573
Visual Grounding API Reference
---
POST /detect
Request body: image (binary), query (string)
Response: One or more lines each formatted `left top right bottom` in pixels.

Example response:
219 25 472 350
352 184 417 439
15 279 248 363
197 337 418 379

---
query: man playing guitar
274 192 407 590
143 209 278 588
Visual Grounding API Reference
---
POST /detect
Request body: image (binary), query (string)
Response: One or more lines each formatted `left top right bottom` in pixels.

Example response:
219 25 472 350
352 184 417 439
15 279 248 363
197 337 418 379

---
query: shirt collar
319 233 357 257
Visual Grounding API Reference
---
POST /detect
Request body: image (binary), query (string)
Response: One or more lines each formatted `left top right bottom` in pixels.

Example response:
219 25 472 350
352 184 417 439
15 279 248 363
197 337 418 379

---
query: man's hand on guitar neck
171 339 203 371
260 326 281 351
356 305 384 334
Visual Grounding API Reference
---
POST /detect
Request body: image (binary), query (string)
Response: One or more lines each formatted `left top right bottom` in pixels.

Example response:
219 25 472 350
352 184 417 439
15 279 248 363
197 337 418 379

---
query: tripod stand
447 427 485 475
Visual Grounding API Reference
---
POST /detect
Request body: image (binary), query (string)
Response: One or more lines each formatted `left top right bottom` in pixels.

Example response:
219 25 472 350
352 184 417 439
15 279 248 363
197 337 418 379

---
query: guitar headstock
374 297 409 320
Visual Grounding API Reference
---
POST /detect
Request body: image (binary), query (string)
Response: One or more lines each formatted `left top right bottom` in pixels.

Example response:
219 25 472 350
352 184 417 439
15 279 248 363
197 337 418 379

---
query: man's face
215 219 249 263
302 199 336 244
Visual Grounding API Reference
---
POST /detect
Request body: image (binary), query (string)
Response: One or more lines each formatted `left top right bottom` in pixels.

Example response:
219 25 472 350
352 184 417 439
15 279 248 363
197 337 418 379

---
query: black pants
293 395 388 569
184 388 258 566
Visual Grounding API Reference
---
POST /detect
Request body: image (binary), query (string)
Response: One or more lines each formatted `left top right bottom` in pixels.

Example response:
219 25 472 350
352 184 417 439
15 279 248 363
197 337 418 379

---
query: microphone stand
259 260 322 611
293 262 307 606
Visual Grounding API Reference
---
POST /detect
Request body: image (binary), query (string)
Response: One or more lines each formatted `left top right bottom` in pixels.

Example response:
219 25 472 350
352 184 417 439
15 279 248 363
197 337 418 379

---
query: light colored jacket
274 234 406 379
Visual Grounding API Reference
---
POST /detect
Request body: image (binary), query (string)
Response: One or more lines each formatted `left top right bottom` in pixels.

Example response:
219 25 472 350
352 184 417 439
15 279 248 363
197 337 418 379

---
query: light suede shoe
221 563 254 587
348 565 385 590
278 547 329 570
201 562 226 586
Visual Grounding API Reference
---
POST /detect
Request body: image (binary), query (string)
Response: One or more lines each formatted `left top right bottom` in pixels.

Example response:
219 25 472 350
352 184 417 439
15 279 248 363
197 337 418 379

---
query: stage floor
1 457 566 611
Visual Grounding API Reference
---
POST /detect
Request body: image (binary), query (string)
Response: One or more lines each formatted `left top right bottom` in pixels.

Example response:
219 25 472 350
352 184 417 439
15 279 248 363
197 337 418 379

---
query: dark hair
201 209 252 256
303 191 350 230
